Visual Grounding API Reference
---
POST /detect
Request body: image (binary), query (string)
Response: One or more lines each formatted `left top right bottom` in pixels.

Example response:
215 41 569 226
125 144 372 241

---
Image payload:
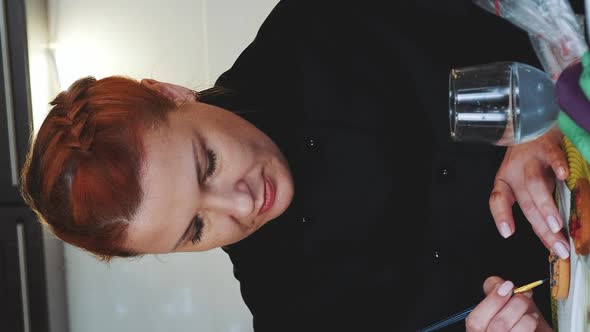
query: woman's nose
204 180 254 219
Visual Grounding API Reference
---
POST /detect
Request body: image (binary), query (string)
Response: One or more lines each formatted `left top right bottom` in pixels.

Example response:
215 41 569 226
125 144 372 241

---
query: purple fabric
555 61 590 133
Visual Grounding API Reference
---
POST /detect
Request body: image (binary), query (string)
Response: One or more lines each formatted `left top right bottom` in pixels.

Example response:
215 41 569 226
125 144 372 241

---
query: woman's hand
465 276 552 332
489 127 570 259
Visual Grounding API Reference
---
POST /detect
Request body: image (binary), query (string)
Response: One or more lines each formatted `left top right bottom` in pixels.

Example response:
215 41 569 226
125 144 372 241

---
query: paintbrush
417 278 548 332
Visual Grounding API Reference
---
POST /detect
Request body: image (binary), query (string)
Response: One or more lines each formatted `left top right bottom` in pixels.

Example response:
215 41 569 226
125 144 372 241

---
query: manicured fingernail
557 167 566 178
547 216 561 233
498 281 514 296
499 222 512 239
522 290 533 298
531 312 540 319
553 242 570 259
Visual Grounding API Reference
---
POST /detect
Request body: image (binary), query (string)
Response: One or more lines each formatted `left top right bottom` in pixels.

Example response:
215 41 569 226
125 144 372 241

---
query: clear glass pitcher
449 61 559 146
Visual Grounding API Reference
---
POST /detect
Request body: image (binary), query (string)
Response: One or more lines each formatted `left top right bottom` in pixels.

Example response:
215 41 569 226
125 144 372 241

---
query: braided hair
21 76 175 261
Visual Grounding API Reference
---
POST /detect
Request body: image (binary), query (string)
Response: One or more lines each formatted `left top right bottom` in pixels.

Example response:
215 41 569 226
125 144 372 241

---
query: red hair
20 76 175 261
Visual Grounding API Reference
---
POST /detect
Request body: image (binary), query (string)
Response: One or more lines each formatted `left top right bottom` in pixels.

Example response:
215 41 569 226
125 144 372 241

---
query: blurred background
0 0 279 331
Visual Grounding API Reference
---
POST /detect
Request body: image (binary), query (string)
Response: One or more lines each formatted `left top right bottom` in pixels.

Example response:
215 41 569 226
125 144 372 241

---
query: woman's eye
204 149 217 179
191 216 204 244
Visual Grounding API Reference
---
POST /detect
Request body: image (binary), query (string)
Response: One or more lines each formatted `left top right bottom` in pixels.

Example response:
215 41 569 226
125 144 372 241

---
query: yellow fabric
551 137 590 330
563 136 590 190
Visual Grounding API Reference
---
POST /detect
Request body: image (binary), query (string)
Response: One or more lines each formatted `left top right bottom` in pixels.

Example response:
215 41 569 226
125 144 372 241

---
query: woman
21 0 569 331
21 76 295 256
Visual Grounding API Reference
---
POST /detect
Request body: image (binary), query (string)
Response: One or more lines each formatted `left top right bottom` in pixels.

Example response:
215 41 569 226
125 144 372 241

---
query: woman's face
126 80 294 253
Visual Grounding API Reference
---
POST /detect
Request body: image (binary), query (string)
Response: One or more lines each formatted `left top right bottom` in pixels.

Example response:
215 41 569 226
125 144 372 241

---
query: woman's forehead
130 124 196 252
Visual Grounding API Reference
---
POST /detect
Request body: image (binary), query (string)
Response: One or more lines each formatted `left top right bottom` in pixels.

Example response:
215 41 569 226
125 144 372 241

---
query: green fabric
558 112 590 162
550 280 559 331
560 51 590 163
580 51 590 99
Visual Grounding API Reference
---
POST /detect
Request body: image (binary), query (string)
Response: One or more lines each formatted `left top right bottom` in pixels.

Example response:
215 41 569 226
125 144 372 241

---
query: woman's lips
259 177 276 216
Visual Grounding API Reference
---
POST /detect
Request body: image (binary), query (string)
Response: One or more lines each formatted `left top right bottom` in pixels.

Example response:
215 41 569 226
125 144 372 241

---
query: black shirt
200 0 575 331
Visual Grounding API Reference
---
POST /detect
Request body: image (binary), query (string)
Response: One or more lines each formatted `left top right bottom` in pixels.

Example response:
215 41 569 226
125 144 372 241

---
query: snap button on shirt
305 137 317 150
437 165 455 183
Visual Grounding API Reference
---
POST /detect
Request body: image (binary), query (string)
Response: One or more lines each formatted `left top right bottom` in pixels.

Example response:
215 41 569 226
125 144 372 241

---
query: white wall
36 1 280 331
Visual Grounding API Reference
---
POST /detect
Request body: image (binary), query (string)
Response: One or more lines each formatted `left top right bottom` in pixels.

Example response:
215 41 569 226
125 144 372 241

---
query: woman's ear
140 78 190 104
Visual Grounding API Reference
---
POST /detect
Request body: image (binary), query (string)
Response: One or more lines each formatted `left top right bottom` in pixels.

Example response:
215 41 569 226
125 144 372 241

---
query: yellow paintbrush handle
514 279 546 294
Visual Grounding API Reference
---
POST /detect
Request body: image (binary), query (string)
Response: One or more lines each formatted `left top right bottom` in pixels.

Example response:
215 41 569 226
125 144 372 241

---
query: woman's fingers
469 277 546 332
523 161 570 258
525 161 563 230
525 301 554 332
466 279 514 331
491 168 570 258
549 154 569 181
483 276 503 294
490 180 516 239
515 187 569 258
509 313 540 332
539 131 569 181
488 293 533 331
